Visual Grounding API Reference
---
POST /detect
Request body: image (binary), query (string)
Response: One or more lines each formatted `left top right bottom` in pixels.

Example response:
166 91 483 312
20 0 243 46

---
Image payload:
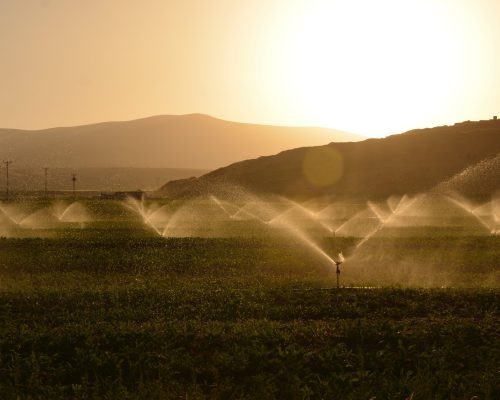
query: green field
0 198 499 399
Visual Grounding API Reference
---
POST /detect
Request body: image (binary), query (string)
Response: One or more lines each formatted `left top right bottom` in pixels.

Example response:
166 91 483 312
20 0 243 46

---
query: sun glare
282 0 466 136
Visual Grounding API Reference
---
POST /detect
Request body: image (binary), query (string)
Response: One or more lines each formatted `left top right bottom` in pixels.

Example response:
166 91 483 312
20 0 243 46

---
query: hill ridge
0 114 362 170
159 119 500 199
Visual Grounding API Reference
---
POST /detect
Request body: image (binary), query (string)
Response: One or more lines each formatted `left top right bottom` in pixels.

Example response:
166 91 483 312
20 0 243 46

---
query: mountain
0 114 363 170
159 119 500 199
0 167 208 193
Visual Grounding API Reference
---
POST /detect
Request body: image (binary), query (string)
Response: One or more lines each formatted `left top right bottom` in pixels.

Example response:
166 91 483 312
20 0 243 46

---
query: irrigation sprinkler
334 252 345 288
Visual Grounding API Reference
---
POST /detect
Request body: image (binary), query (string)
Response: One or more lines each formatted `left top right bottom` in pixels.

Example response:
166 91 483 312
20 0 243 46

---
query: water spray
446 194 497 234
123 197 164 237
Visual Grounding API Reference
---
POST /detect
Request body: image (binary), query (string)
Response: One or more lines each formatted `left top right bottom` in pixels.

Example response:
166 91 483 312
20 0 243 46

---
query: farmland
0 197 499 399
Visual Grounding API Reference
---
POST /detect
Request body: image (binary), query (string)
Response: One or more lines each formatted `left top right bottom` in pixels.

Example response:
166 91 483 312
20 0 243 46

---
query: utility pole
71 173 77 197
4 160 12 200
43 167 49 197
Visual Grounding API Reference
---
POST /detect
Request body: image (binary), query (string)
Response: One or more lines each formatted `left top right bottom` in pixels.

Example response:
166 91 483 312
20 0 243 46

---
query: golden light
280 0 468 137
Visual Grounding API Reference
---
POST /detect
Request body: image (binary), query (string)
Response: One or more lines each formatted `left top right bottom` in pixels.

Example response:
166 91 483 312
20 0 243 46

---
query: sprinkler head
333 251 345 266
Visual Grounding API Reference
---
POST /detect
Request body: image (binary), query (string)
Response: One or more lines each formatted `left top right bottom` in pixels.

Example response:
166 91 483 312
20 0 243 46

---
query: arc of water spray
355 195 419 250
231 205 259 221
209 195 239 218
0 206 23 226
329 199 397 238
123 197 164 236
56 202 86 222
162 195 235 237
161 192 339 268
445 195 496 233
267 197 333 234
282 198 335 234
161 216 176 237
258 198 337 267
9 207 50 227
234 202 275 223
313 202 347 223
212 195 272 224
161 202 189 237
332 206 373 237
9 212 35 228
214 193 339 267
1 202 90 230
332 215 357 236
57 204 72 221
278 220 337 266
366 201 391 223
267 199 310 225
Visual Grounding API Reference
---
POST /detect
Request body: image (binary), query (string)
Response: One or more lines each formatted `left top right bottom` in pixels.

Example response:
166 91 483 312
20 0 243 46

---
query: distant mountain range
0 114 362 170
159 119 500 199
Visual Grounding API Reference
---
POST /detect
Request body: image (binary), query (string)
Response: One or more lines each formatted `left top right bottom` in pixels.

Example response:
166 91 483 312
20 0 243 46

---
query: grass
0 199 499 398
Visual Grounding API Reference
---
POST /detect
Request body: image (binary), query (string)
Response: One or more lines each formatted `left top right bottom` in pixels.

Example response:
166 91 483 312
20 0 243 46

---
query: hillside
159 119 500 199
0 114 362 170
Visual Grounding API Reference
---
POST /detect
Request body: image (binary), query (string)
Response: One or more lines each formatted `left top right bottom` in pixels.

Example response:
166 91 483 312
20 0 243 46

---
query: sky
1 0 500 138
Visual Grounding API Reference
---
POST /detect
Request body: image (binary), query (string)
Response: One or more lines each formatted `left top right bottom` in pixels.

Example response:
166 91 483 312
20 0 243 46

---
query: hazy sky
1 0 500 137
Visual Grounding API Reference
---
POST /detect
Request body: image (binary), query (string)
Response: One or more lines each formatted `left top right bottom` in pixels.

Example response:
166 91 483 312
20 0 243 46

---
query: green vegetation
0 199 498 398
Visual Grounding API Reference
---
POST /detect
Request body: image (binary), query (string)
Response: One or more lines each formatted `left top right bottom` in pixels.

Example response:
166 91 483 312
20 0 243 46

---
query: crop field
0 197 499 399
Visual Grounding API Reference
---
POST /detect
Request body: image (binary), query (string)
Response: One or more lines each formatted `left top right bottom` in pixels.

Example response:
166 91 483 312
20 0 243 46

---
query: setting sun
281 0 466 136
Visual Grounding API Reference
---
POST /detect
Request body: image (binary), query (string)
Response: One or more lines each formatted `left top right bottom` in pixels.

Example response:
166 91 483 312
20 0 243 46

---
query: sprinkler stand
335 261 342 288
